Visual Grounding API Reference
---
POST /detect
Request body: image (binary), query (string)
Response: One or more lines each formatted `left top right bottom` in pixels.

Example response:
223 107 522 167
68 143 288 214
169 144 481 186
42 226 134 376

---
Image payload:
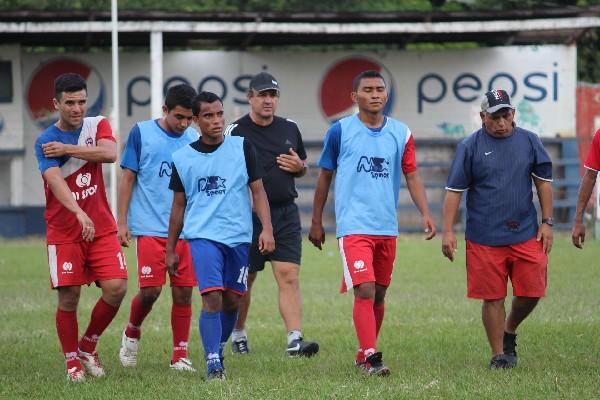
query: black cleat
206 368 226 381
232 338 249 355
365 352 390 377
503 331 518 367
286 338 319 357
489 354 515 369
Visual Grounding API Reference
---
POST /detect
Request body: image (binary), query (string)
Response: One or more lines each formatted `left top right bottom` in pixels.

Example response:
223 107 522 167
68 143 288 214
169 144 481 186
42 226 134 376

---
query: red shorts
47 233 128 289
136 236 196 288
466 238 547 300
338 235 396 293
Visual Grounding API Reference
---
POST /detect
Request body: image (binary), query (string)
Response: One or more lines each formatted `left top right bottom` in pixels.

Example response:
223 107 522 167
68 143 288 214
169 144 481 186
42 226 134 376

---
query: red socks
125 294 153 339
171 303 192 362
56 308 80 370
78 298 119 354
374 302 385 338
353 297 377 360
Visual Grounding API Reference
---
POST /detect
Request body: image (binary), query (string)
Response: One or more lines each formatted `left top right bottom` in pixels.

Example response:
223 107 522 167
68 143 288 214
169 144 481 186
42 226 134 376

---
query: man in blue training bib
166 91 275 380
309 70 437 376
442 89 554 370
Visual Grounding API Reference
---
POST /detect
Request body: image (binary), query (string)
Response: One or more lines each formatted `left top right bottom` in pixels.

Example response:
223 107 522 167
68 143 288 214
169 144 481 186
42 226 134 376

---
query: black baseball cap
481 89 515 114
249 72 280 93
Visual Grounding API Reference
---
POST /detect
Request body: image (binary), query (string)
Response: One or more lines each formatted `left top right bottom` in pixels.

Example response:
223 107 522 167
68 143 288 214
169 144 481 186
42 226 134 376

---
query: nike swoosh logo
287 344 300 352
485 151 493 156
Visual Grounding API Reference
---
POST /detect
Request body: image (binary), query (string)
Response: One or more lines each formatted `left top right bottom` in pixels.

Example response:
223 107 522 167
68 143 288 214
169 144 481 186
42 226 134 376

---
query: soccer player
166 91 275 380
117 84 199 371
309 70 436 376
571 128 600 249
224 72 319 357
442 89 553 369
34 73 128 382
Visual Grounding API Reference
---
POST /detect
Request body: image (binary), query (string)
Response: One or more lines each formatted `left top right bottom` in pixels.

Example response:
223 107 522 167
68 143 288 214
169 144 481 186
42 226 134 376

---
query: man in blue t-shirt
310 70 436 376
166 91 275 380
442 89 554 369
117 84 199 372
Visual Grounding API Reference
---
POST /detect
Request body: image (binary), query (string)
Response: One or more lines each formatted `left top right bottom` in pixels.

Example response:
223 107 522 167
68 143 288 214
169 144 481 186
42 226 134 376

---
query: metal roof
0 8 598 48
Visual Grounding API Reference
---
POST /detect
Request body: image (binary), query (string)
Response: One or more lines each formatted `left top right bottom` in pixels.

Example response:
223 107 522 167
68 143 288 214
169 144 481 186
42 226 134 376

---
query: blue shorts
188 239 249 295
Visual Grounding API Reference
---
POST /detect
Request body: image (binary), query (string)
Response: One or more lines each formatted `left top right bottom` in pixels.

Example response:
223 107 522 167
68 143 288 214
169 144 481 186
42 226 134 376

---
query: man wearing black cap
224 72 319 357
441 89 554 369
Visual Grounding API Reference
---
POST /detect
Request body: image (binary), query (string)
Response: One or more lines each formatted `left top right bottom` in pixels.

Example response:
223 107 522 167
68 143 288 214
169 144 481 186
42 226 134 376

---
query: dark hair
352 70 385 92
54 73 87 99
192 91 223 116
164 84 197 111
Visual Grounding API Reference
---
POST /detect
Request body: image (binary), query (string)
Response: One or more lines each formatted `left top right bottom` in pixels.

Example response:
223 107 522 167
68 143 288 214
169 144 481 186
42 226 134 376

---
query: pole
110 0 119 216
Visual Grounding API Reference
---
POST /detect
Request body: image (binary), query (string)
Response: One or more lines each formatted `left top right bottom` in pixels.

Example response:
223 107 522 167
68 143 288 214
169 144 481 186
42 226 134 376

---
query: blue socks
200 311 222 372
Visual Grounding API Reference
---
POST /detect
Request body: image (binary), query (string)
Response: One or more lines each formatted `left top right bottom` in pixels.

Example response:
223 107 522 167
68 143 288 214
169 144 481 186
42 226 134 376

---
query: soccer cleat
231 338 249 354
286 338 319 357
119 331 139 368
78 350 106 377
365 352 390 377
206 368 226 381
503 332 518 367
354 360 368 372
66 366 86 382
489 354 515 369
170 357 197 372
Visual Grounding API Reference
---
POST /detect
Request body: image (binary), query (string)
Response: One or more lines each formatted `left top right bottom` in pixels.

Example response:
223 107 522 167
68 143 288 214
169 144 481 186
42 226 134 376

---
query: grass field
1 234 600 399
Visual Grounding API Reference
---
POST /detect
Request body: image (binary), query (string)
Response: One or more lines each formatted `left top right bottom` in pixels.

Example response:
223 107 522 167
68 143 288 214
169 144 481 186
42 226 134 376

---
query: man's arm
441 190 462 261
249 179 275 254
404 170 436 240
166 191 187 276
308 169 334 250
42 167 95 242
534 177 554 254
42 138 117 163
117 169 137 247
571 169 598 249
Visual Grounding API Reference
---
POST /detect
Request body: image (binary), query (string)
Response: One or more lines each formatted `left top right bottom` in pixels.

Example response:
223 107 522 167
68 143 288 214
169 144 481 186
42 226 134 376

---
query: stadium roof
0 7 598 48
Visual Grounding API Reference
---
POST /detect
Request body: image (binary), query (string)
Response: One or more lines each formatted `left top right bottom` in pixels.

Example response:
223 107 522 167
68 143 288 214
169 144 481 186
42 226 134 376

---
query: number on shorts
237 265 249 285
117 252 126 270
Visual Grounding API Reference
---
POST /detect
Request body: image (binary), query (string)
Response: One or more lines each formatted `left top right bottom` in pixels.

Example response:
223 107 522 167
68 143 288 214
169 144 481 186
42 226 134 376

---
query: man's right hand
117 223 132 247
441 231 457 262
571 221 586 249
166 249 180 277
308 222 325 250
76 211 95 242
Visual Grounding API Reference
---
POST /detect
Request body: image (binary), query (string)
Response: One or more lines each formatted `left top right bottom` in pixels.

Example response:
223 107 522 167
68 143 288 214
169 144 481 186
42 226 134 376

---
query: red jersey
35 116 117 244
584 128 600 172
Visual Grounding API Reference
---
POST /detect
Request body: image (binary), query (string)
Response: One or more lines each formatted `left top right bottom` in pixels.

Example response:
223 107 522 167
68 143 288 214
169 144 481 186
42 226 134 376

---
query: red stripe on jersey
401 134 417 174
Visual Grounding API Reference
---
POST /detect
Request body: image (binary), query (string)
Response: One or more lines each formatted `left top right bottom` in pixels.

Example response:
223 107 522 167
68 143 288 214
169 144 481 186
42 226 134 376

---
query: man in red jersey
34 73 128 382
571 128 600 249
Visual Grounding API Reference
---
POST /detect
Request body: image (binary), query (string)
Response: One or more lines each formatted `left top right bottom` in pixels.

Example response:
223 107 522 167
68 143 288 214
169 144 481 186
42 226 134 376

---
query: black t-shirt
226 114 307 206
169 137 264 192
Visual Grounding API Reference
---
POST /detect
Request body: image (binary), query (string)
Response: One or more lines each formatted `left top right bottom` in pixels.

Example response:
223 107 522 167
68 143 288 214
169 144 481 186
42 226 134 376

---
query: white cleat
78 350 106 378
170 357 197 372
66 366 86 382
119 331 139 368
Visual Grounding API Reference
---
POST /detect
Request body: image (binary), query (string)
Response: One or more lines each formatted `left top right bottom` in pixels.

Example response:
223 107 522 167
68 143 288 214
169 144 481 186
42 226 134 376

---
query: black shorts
249 203 302 272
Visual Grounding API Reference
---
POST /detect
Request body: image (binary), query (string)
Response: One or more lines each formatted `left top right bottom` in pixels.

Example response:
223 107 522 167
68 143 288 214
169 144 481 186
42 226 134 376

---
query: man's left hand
277 148 305 174
422 215 437 240
42 141 70 158
537 223 553 254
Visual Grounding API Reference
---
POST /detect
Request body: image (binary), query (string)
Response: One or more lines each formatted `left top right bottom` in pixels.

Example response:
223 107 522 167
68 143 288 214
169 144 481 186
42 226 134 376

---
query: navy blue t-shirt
446 126 552 246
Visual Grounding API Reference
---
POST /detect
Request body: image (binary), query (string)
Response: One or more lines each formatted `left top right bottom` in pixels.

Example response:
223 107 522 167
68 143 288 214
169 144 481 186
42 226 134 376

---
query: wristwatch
541 217 554 227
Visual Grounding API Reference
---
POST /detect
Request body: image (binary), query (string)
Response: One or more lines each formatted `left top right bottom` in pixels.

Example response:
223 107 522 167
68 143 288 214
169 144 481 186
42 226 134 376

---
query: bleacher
295 138 581 233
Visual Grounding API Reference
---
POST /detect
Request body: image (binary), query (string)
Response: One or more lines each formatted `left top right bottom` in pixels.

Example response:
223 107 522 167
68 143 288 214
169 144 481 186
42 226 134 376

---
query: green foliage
577 28 600 83
1 236 600 398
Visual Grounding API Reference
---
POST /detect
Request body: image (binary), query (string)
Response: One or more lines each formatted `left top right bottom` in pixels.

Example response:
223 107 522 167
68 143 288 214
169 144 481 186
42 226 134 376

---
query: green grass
1 235 600 399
